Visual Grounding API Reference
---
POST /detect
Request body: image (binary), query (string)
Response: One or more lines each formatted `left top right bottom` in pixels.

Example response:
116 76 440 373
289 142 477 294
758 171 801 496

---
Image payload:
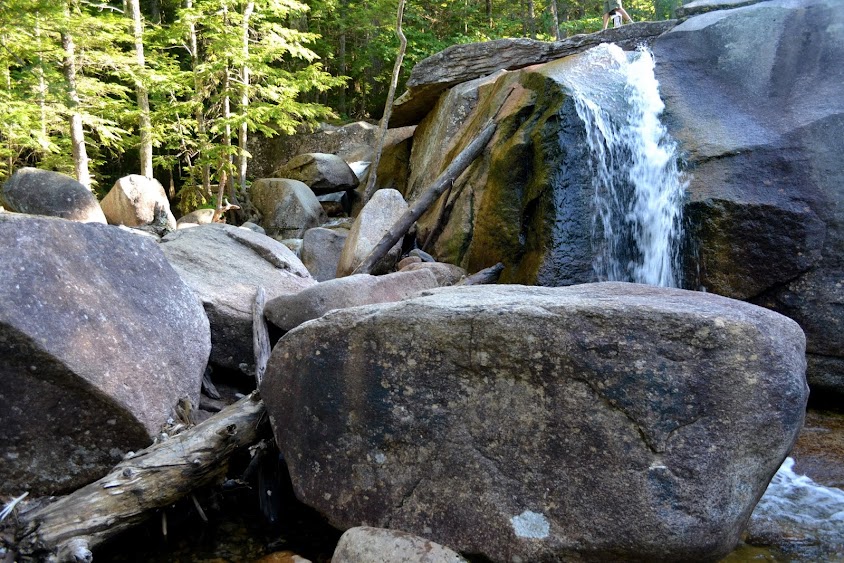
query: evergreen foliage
0 0 671 212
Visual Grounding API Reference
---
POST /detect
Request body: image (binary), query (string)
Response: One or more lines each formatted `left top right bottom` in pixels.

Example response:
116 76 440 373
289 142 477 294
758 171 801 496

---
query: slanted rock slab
265 269 439 332
0 167 106 223
261 282 808 562
0 214 210 496
336 188 408 276
160 223 316 372
301 227 349 282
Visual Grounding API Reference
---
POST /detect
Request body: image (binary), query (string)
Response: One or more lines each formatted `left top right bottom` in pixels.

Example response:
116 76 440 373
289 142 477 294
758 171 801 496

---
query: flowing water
565 44 686 287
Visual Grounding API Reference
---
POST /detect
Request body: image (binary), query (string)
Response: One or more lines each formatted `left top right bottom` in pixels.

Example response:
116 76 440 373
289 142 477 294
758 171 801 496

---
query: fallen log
351 120 497 276
5 393 268 562
456 262 504 286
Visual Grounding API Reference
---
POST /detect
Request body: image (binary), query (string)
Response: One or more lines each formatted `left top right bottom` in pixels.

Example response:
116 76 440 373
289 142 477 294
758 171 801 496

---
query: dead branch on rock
6 393 267 562
362 0 408 204
253 286 270 387
352 121 497 276
456 262 504 285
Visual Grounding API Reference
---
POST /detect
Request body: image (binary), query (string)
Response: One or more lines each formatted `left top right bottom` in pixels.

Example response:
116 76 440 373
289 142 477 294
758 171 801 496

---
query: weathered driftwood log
7 393 267 562
351 121 497 276
456 262 504 286
253 286 270 387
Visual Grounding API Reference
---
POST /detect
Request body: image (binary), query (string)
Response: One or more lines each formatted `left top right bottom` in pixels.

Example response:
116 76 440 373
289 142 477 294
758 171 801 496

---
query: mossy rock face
409 62 598 286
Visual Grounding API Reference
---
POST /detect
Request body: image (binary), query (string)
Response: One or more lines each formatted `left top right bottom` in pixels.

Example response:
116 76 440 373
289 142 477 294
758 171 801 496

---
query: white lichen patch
510 510 550 539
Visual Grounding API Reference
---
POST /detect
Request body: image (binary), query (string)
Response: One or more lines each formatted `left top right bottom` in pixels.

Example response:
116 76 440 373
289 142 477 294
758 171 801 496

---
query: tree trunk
149 0 161 24
361 0 407 204
527 0 536 39
353 121 497 275
237 2 254 194
8 393 268 561
186 0 211 198
61 2 91 190
34 18 48 148
128 0 154 178
550 0 562 40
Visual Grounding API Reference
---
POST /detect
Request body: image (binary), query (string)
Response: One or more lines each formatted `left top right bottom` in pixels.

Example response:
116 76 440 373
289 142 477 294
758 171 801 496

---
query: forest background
0 0 680 214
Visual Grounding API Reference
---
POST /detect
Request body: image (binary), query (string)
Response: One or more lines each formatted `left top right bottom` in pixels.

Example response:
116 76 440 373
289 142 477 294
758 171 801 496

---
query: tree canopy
0 0 679 212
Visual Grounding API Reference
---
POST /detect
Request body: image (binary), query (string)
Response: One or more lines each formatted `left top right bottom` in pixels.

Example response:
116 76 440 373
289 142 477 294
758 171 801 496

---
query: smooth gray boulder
336 188 407 277
250 178 326 239
0 214 210 496
160 224 315 372
274 153 360 195
0 168 106 223
100 175 177 230
301 227 349 282
332 527 466 563
652 0 844 395
264 269 439 332
261 282 808 562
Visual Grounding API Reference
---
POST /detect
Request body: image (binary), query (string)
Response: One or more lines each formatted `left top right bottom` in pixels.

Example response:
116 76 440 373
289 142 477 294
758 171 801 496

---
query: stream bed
92 409 844 563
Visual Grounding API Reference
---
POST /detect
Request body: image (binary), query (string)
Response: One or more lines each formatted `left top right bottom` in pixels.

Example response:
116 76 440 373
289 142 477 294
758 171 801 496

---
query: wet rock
653 0 844 395
332 527 466 563
274 153 360 195
264 269 438 332
302 227 349 282
407 56 595 285
0 167 106 224
250 178 326 239
0 214 210 496
261 282 808 562
100 175 177 231
336 189 408 276
160 224 315 372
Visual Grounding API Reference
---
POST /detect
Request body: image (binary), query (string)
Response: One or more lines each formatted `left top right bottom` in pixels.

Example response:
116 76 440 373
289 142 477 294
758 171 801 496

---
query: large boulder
390 22 677 127
273 153 360 195
264 269 440 332
261 282 808 562
160 224 316 372
652 0 844 395
100 175 177 230
336 189 408 276
250 178 326 239
0 168 106 224
0 214 210 496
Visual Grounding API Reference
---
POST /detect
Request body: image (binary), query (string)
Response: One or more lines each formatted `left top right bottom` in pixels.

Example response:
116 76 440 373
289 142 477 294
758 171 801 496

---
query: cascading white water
568 45 686 287
751 457 844 547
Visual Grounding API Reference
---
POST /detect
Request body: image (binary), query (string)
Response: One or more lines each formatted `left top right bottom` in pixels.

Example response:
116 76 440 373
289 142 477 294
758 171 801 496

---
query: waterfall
566 45 686 287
